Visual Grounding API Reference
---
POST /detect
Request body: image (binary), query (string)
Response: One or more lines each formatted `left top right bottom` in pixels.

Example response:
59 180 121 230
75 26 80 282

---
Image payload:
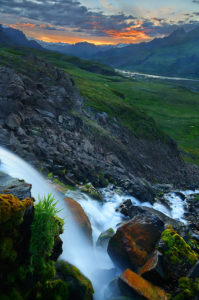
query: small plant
30 194 63 277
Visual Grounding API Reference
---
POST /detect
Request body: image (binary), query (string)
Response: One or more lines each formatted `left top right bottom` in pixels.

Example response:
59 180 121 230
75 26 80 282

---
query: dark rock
107 213 164 271
138 251 165 285
5 113 21 129
188 261 199 279
174 191 186 200
96 228 115 249
50 236 63 261
0 172 32 200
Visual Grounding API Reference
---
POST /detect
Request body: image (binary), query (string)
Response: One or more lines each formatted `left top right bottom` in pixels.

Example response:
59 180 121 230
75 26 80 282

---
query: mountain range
37 40 128 58
0 25 43 49
92 27 199 78
1 24 199 78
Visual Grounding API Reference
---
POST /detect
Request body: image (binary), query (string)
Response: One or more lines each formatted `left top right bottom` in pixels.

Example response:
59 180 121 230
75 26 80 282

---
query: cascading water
0 146 198 299
0 147 112 299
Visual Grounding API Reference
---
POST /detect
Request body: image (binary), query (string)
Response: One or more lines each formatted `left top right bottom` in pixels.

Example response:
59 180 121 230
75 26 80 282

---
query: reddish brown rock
65 197 92 242
119 269 169 300
138 251 165 285
107 214 164 271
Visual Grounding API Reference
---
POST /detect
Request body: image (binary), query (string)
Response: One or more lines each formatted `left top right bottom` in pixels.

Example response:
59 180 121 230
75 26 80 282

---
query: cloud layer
1 0 199 43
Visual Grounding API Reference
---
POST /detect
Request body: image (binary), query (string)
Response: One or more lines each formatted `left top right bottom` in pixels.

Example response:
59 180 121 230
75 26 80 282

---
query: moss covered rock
55 260 94 300
0 193 33 226
159 225 199 280
79 183 104 202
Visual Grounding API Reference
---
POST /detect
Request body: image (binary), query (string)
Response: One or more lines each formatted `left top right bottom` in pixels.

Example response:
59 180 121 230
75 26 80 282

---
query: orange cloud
9 23 36 29
102 28 150 43
8 21 151 45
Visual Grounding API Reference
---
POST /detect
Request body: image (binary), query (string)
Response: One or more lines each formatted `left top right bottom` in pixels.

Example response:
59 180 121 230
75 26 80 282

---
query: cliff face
0 54 199 198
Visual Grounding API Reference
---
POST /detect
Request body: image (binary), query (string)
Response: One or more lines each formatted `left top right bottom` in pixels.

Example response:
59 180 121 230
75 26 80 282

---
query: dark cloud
193 0 199 3
0 0 199 40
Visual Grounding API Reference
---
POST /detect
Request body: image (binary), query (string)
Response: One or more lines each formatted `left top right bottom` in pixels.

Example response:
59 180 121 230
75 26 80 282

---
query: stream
0 146 197 299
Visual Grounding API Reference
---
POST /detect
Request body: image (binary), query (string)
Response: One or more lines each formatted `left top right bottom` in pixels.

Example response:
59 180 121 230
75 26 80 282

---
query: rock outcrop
0 55 199 199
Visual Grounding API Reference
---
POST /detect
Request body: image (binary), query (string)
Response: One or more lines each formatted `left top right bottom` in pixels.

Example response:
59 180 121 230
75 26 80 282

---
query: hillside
1 45 199 197
91 27 199 78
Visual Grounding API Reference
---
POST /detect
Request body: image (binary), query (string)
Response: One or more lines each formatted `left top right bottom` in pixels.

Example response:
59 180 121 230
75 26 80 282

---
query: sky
1 0 199 45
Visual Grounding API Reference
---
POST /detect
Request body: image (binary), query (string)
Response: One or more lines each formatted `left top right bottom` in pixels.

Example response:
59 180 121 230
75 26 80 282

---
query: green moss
33 279 70 300
161 225 198 266
0 288 23 300
55 260 94 300
80 183 103 201
0 237 17 262
173 277 199 300
30 194 63 280
193 278 199 292
53 178 75 192
47 173 53 179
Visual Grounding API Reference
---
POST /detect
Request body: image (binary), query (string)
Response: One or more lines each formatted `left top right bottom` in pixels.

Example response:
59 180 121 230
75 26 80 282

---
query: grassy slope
1 46 199 165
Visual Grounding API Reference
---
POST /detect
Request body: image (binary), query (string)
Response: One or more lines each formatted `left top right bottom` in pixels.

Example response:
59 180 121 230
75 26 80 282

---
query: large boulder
65 197 92 243
107 214 164 271
119 269 169 300
158 225 199 280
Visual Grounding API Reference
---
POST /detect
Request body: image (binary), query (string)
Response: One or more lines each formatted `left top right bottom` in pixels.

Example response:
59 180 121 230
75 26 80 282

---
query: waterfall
0 146 197 299
0 147 111 299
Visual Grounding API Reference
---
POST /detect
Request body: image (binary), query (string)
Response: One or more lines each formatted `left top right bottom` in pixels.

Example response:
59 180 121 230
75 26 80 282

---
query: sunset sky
1 0 199 45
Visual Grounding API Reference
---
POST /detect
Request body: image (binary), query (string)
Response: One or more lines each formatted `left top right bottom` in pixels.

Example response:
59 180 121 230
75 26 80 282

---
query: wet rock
119 269 169 300
107 213 164 271
117 203 186 234
138 251 165 285
174 191 186 200
96 228 115 249
79 183 104 202
65 197 92 243
0 172 32 200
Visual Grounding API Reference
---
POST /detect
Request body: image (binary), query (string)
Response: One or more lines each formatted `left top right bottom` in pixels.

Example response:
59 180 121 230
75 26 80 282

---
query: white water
0 147 110 299
0 147 198 299
116 69 199 82
65 186 188 244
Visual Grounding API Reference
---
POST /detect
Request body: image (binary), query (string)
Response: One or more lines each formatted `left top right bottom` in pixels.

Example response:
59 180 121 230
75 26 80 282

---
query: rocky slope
0 52 199 201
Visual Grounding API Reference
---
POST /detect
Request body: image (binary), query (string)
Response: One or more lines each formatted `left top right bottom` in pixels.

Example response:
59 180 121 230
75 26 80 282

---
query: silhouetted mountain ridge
0 25 43 49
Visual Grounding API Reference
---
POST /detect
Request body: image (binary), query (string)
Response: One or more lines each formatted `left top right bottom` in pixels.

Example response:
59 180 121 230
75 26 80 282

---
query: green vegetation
1 45 199 164
160 225 198 267
0 192 94 299
173 277 199 300
30 194 63 277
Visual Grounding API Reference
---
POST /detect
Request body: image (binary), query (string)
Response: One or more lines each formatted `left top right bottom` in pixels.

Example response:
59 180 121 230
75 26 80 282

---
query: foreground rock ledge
119 269 169 300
